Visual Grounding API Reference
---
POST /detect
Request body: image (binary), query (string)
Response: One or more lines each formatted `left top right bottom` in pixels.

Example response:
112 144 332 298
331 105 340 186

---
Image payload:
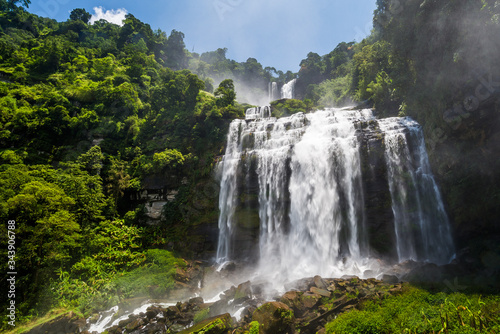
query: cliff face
424 92 500 247
141 94 500 268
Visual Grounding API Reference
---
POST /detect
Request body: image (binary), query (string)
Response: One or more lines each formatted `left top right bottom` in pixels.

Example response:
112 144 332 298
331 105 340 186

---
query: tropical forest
0 0 499 333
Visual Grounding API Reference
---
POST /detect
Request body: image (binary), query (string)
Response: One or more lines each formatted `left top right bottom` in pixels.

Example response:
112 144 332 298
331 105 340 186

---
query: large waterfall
217 108 454 283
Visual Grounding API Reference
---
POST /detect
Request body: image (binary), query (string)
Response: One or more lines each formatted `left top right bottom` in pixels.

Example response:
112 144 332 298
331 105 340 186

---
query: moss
249 321 260 334
277 308 294 322
193 308 210 324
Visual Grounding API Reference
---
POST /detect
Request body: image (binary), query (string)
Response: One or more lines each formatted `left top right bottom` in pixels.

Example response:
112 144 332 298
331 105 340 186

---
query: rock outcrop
81 275 404 334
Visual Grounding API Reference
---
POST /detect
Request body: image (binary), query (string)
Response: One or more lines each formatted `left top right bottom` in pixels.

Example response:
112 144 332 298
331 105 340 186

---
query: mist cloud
90 7 128 26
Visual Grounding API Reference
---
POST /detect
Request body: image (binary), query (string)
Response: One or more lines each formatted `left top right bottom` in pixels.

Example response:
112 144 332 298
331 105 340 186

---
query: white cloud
90 6 128 26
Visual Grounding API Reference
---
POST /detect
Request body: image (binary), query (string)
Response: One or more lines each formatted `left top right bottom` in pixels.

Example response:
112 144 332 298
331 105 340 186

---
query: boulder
402 263 443 283
252 301 295 334
381 274 399 284
284 277 313 291
234 281 253 303
310 287 331 297
125 318 144 331
313 275 328 290
300 292 322 310
280 290 322 319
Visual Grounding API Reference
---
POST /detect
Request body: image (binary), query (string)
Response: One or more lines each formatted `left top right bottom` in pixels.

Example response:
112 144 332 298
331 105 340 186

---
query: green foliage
69 8 91 24
151 149 186 172
366 71 394 109
270 98 312 117
112 249 182 299
0 8 247 325
315 75 352 107
325 286 500 334
215 78 236 107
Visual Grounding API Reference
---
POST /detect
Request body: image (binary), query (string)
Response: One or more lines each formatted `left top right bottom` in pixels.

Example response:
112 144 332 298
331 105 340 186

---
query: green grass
325 286 500 334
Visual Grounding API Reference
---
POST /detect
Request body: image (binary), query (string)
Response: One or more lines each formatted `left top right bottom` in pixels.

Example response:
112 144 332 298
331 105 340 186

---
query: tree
214 79 236 107
165 29 187 69
2 0 30 10
76 145 104 175
106 157 131 208
69 8 91 24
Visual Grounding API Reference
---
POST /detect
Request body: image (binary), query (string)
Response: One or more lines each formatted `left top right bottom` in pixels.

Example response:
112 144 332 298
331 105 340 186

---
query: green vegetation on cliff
0 3 248 328
326 286 500 334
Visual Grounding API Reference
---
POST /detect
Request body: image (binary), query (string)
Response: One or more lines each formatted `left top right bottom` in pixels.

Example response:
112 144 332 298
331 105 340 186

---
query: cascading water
245 106 271 120
281 78 296 99
378 117 454 265
269 82 279 102
216 107 454 284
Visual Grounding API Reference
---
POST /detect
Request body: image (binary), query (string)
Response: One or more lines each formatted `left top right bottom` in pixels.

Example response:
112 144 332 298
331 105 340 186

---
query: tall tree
69 8 91 24
215 79 236 107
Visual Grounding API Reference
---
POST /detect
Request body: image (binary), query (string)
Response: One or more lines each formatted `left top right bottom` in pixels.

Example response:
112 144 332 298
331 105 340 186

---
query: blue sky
27 0 377 72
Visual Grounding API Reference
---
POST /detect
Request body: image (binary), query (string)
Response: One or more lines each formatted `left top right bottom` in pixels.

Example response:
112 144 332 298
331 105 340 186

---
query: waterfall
216 108 455 282
281 79 296 99
245 106 271 120
216 119 246 262
378 117 454 265
269 82 279 102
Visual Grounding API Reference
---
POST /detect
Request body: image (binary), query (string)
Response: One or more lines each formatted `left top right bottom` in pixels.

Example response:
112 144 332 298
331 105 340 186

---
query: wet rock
313 275 328 290
310 287 331 297
208 298 230 318
280 290 319 318
179 313 232 334
252 301 295 334
175 267 190 283
165 305 180 317
145 308 159 320
340 275 359 280
280 290 301 307
300 292 322 310
234 281 252 301
88 313 100 324
284 277 314 291
381 274 399 284
126 318 144 332
402 263 443 282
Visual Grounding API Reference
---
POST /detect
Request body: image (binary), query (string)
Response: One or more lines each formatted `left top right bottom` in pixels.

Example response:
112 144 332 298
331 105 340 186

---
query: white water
281 79 296 99
88 301 174 333
245 106 271 120
216 108 455 287
269 82 279 102
378 117 454 264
